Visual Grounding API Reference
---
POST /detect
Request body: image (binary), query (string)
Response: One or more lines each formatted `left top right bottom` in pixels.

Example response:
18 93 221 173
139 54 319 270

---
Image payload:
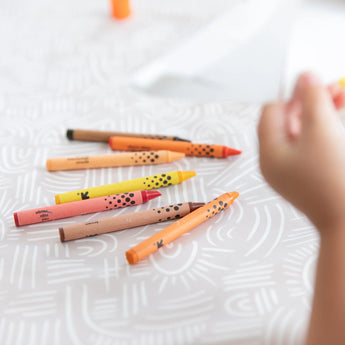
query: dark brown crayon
66 129 190 142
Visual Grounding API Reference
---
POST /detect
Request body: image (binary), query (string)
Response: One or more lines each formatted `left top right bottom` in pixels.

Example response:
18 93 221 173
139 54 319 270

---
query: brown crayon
67 129 190 142
59 202 205 242
46 150 185 171
126 192 239 264
109 136 242 158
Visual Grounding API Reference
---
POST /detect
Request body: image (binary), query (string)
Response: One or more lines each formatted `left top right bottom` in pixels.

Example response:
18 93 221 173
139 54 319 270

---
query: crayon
109 136 242 158
13 190 161 226
126 191 239 264
66 129 190 143
59 202 205 242
110 0 131 20
46 150 185 171
55 170 196 204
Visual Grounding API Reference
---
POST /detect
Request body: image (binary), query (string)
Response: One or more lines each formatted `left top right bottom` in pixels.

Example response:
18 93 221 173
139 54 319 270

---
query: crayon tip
13 213 19 227
223 146 242 157
143 190 162 202
339 77 345 87
178 171 197 182
169 151 186 161
55 195 61 204
59 228 65 242
66 129 74 140
126 249 138 265
227 191 240 204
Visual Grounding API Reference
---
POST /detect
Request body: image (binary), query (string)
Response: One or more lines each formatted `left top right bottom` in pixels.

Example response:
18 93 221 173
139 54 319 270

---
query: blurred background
1 0 344 105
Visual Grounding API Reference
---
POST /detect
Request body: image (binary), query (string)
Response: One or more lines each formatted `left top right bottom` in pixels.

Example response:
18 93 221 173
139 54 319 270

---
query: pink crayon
13 190 161 226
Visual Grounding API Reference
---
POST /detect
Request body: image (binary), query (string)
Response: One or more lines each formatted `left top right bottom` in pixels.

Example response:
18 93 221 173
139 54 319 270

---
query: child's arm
258 73 345 345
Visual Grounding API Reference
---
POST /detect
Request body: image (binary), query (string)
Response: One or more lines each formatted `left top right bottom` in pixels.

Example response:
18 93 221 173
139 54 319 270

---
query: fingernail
302 72 321 87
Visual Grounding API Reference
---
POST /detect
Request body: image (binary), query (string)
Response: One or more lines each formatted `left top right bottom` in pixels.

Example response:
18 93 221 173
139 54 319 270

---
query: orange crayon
109 136 241 158
59 202 205 242
67 129 190 142
46 150 185 171
126 191 239 264
110 0 131 19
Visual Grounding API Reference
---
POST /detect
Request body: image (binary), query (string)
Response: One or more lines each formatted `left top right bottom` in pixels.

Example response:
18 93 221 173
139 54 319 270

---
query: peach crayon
59 202 205 242
46 150 185 171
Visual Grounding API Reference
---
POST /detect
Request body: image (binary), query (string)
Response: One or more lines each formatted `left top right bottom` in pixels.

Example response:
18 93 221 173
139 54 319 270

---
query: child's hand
258 73 345 233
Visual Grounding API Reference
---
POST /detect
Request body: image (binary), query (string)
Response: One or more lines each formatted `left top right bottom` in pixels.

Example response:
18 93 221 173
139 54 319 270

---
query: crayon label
130 152 161 164
205 199 228 219
142 173 176 190
186 144 216 157
80 192 90 200
153 203 185 222
155 240 164 248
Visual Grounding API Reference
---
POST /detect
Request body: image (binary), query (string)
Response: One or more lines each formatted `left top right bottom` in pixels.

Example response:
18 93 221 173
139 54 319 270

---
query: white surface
0 0 333 344
285 0 345 92
131 0 345 102
131 0 295 102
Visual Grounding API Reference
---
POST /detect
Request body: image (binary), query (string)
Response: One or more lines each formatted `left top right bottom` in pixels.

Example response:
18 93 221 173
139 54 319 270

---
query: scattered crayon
46 150 185 171
109 136 241 158
126 191 239 264
66 129 190 143
55 170 196 204
110 0 131 19
13 191 161 226
59 202 205 242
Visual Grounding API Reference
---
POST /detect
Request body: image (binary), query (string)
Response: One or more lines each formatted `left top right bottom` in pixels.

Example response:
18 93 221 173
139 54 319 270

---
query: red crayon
13 190 161 226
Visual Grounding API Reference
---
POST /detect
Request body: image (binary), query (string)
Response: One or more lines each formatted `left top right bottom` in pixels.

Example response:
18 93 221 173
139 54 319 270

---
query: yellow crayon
339 77 345 87
46 150 185 171
55 170 196 204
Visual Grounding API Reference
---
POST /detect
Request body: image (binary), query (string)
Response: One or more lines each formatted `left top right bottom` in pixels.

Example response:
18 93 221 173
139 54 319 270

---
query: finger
334 91 345 109
328 83 345 110
294 72 336 131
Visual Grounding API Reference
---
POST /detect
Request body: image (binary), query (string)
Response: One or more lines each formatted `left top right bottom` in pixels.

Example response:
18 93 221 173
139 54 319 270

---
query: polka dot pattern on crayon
104 193 137 209
185 144 217 157
153 203 183 222
205 198 228 218
130 151 161 164
142 173 173 189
